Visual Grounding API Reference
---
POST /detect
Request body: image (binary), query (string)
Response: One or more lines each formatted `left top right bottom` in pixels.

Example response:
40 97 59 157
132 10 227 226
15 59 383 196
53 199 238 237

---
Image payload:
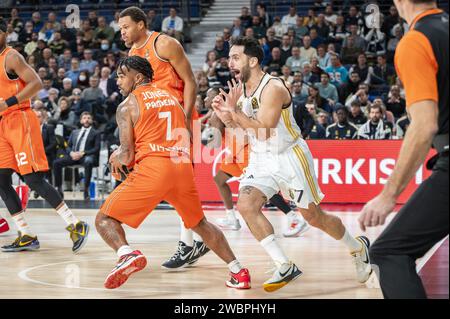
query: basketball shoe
104 250 147 289
283 213 309 237
351 236 372 283
161 241 195 269
263 262 302 292
1 232 40 252
188 240 211 266
216 216 242 231
66 221 90 253
226 268 251 289
0 218 9 234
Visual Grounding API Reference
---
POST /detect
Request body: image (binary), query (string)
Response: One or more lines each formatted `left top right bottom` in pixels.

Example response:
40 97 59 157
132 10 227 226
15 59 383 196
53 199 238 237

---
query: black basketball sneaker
1 232 40 252
161 241 195 269
66 221 90 253
188 240 211 266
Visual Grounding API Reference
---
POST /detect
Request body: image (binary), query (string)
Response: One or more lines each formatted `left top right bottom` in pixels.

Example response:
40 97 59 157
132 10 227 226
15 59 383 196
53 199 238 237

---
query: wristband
5 96 19 107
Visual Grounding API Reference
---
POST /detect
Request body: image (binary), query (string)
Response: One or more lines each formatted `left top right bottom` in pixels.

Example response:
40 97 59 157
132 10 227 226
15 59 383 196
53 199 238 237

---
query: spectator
291 80 309 105
315 14 330 39
240 7 253 29
387 25 404 61
34 108 56 182
343 24 366 51
340 35 363 65
365 28 386 58
26 55 37 70
162 8 184 43
339 71 361 103
382 5 401 37
309 28 325 49
373 97 395 126
53 112 101 200
344 6 363 31
324 5 338 26
147 9 162 32
53 67 67 91
345 85 372 112
385 85 406 120
280 35 292 65
44 88 59 113
19 20 34 44
293 102 315 139
80 49 99 75
6 23 18 44
395 115 410 139
94 16 115 45
317 110 330 129
286 46 306 73
60 78 73 98
65 58 81 86
358 104 393 140
328 15 347 49
280 65 294 84
39 21 56 43
265 28 281 51
81 75 105 122
371 54 396 86
10 8 23 34
77 70 90 90
246 28 256 39
348 100 367 127
256 3 272 28
281 6 298 30
98 67 112 98
231 18 245 38
38 76 54 100
251 16 266 39
37 67 48 81
49 31 67 56
81 20 94 45
203 50 218 74
24 32 39 56
308 85 329 112
292 17 309 43
272 16 287 39
87 10 98 29
304 9 318 28
213 36 229 59
326 106 358 139
302 61 319 84
47 12 61 32
317 45 330 69
197 75 210 101
325 53 348 86
223 27 232 43
300 35 318 62
308 120 327 139
60 18 76 46
49 96 78 137
311 56 326 79
31 11 44 33
317 73 339 108
209 57 231 88
110 11 121 32
265 47 283 74
349 53 373 84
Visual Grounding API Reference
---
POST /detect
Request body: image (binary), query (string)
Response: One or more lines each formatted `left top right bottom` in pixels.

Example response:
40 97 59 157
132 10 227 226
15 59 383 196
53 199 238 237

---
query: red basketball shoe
226 268 251 289
104 250 147 289
0 218 9 234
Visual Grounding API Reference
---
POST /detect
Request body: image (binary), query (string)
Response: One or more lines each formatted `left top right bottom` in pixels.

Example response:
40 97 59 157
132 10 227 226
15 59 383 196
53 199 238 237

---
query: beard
240 64 251 83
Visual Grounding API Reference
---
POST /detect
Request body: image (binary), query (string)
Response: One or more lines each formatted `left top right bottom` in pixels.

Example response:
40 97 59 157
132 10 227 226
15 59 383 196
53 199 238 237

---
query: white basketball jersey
238 74 302 154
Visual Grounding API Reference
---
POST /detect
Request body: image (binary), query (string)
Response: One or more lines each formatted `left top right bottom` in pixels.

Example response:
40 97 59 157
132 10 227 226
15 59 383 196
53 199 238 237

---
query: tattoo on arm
116 97 136 166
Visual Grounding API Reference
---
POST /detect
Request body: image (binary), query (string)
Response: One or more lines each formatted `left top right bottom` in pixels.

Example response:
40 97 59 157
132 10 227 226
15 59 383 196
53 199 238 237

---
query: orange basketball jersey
129 32 184 104
132 84 190 162
0 47 31 117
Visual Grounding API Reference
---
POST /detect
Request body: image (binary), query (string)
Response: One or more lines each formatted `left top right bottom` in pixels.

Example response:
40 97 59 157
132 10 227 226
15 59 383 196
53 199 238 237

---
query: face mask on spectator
79 75 87 82
101 44 109 51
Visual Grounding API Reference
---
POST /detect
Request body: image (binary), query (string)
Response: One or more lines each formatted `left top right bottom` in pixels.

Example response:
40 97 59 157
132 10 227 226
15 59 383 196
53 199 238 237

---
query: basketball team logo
251 97 259 110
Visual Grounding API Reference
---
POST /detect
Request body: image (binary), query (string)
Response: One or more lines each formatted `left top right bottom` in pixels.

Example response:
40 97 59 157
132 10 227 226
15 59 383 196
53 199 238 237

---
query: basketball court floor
0 207 447 299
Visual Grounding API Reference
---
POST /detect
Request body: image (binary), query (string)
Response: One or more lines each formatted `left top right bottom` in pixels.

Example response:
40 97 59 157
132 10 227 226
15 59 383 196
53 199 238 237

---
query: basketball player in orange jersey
95 56 251 290
0 21 89 253
118 7 208 269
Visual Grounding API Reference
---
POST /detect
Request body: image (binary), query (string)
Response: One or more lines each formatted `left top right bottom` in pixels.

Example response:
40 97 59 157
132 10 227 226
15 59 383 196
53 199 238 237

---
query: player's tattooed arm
111 94 138 169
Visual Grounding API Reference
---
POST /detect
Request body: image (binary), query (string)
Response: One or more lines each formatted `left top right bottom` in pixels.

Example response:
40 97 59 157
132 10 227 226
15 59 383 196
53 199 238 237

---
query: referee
359 0 448 299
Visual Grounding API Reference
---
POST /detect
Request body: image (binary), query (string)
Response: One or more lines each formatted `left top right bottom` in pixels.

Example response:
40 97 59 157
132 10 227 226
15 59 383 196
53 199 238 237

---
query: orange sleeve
394 30 438 108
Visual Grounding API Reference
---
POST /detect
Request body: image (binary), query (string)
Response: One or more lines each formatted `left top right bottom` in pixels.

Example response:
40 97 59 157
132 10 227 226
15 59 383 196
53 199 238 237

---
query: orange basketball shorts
219 145 249 178
0 108 49 175
100 156 205 229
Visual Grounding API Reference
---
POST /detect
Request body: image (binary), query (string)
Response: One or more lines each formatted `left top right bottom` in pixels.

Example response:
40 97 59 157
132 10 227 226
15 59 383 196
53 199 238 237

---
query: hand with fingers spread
216 79 243 114
358 192 397 231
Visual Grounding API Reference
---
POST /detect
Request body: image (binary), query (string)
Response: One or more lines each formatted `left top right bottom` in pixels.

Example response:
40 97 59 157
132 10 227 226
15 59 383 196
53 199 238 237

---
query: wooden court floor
0 209 397 299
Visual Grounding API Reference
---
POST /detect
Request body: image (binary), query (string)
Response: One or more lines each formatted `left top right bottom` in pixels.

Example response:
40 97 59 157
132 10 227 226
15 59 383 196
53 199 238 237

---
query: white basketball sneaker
283 213 310 237
263 262 303 292
216 216 242 231
351 236 373 283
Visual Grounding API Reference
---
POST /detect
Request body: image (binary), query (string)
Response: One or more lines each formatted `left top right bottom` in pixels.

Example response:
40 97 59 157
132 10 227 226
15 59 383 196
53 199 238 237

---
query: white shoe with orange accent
104 250 147 289
226 268 251 289
283 213 309 238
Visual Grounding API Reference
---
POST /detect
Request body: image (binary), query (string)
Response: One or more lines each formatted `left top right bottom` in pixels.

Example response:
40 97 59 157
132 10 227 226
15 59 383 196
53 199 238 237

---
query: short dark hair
368 104 383 113
80 111 93 119
118 56 154 81
230 37 264 65
119 6 148 28
0 19 7 33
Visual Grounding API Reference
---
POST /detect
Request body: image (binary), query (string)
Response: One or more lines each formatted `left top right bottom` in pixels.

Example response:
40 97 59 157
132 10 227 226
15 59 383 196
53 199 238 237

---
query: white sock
228 260 243 274
226 209 237 220
260 234 289 266
117 245 134 257
12 212 34 236
56 203 79 226
193 231 203 243
340 229 362 253
180 220 194 247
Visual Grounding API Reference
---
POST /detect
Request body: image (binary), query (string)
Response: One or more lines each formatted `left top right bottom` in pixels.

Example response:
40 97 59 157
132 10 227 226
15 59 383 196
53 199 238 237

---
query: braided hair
117 55 154 82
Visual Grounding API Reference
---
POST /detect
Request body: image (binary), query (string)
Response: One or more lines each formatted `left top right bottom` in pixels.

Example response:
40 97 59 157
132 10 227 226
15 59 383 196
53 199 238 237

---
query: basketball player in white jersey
212 37 372 292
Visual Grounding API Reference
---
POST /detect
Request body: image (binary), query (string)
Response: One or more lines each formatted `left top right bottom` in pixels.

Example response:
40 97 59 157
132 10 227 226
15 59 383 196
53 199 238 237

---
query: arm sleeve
394 30 438 108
